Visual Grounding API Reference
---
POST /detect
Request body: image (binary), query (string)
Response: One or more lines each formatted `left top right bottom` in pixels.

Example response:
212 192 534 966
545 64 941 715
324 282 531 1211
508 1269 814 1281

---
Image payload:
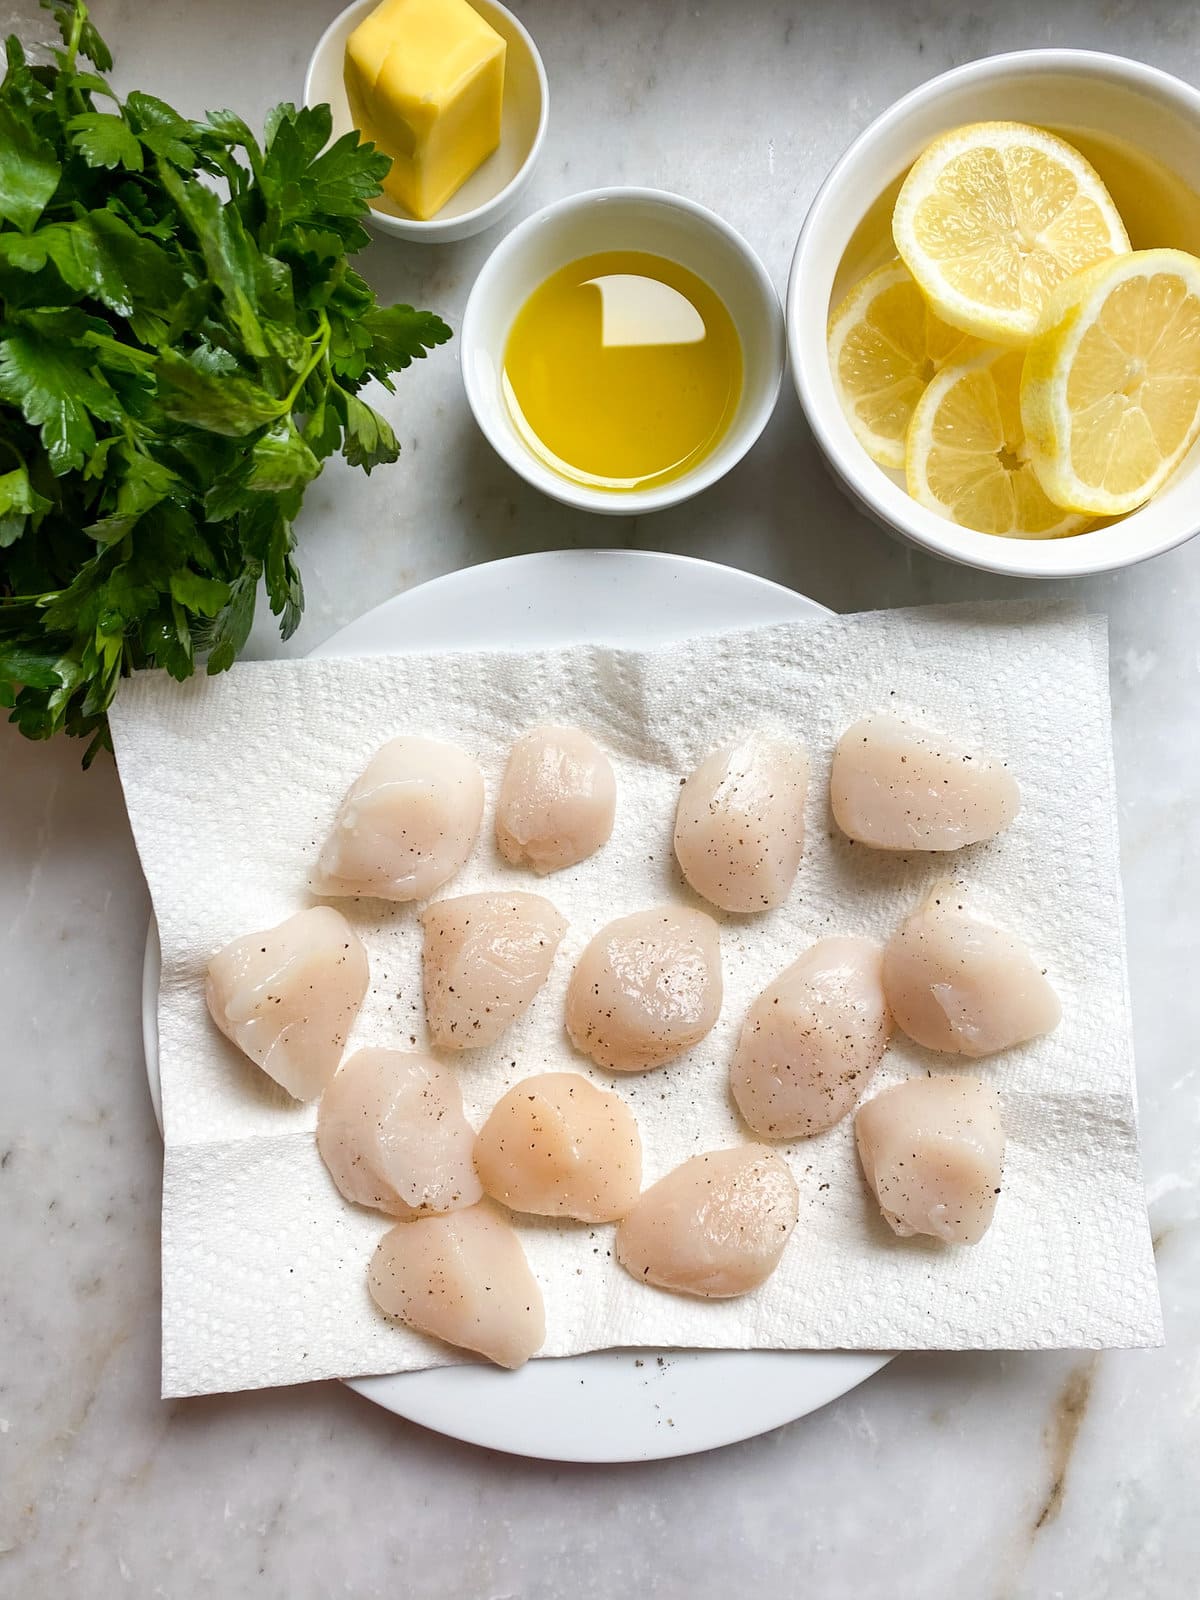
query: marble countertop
3 0 1199 1594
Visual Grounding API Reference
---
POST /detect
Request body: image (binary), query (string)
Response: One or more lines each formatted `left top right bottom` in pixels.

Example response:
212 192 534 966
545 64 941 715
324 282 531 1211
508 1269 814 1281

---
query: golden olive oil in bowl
502 251 743 493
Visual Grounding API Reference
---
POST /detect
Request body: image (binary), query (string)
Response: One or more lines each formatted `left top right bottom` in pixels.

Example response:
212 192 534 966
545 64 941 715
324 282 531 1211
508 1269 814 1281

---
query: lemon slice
1020 248 1200 515
906 346 1090 538
827 258 977 468
893 122 1129 345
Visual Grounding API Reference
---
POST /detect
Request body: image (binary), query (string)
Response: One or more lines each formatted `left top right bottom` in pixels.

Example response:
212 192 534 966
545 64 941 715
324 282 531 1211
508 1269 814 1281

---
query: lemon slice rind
1020 247 1200 516
893 121 1130 346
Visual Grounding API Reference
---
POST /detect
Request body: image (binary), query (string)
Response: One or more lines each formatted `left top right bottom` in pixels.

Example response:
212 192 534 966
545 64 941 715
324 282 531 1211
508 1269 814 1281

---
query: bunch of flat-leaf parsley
0 0 450 763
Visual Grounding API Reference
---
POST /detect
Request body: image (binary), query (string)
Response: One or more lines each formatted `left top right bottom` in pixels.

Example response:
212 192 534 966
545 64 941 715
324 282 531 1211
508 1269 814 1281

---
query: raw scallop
732 936 891 1138
855 1075 1005 1244
316 1048 482 1216
421 891 567 1050
311 736 484 901
565 905 722 1071
474 1072 642 1221
495 725 617 873
616 1146 799 1298
673 733 808 912
830 713 1020 851
883 883 1061 1056
205 906 368 1101
368 1206 545 1368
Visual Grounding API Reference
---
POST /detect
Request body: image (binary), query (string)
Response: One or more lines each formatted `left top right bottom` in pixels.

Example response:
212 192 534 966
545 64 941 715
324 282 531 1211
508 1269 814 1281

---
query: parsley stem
65 2 82 66
64 2 88 112
278 314 331 416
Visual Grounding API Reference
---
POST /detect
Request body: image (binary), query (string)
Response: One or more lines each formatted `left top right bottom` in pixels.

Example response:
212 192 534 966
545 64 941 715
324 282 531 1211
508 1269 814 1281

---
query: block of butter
345 0 507 221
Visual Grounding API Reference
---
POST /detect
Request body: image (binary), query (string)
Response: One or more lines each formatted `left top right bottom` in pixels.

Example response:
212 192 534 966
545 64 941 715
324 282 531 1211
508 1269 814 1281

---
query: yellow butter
345 0 506 221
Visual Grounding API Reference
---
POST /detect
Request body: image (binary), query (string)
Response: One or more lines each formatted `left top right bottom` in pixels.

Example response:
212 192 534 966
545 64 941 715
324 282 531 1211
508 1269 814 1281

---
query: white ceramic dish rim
788 47 1200 578
460 189 786 514
140 549 890 1463
302 0 549 242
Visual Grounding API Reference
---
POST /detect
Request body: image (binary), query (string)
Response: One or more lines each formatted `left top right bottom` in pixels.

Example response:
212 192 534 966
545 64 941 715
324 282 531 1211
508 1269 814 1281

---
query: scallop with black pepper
855 1074 1005 1244
368 1206 545 1369
565 905 722 1071
310 735 484 901
495 724 617 874
732 936 891 1138
421 891 567 1050
616 1145 799 1298
673 732 808 912
883 883 1061 1056
475 1071 642 1221
205 906 368 1101
830 713 1020 851
316 1047 482 1216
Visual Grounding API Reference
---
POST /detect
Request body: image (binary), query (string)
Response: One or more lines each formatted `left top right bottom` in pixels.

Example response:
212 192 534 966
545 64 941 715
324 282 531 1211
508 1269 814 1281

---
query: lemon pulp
827 258 977 468
906 348 1089 538
1020 249 1200 514
892 121 1130 344
502 251 742 492
834 130 1200 304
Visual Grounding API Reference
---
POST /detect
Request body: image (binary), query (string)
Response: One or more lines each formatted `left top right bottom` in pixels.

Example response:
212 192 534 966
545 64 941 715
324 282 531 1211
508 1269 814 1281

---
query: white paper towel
109 603 1162 1398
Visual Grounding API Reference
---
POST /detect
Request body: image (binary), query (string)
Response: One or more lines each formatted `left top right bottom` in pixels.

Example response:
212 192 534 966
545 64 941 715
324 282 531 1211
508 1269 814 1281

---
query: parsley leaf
169 570 230 616
204 568 259 674
68 110 144 171
0 464 50 546
336 386 401 473
0 102 61 231
363 304 454 382
248 418 322 494
156 347 282 436
0 324 122 472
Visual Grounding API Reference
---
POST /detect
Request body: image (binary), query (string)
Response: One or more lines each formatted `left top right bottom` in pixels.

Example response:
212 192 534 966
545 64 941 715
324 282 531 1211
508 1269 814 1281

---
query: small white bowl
303 0 548 243
460 188 785 515
788 50 1200 577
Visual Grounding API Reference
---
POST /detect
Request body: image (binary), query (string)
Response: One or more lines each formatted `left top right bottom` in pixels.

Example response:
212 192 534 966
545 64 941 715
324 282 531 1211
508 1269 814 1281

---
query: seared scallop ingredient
310 736 484 901
421 891 567 1050
673 733 808 912
884 883 1061 1056
616 1146 799 1298
855 1074 1005 1244
565 905 722 1071
732 936 891 1138
495 725 617 874
316 1048 482 1217
205 906 368 1101
474 1072 642 1222
830 713 1019 851
368 1206 545 1369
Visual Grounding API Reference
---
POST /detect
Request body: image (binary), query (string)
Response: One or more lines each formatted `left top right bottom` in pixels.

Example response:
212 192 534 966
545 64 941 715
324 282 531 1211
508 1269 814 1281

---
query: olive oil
832 127 1200 308
502 251 742 493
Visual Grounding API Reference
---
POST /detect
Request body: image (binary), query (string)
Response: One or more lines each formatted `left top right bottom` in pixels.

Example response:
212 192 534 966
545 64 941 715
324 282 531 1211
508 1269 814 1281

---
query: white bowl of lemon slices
788 50 1200 576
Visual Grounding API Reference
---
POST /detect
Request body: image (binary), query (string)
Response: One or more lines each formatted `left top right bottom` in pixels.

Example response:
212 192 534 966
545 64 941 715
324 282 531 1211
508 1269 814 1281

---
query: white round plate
142 549 889 1462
